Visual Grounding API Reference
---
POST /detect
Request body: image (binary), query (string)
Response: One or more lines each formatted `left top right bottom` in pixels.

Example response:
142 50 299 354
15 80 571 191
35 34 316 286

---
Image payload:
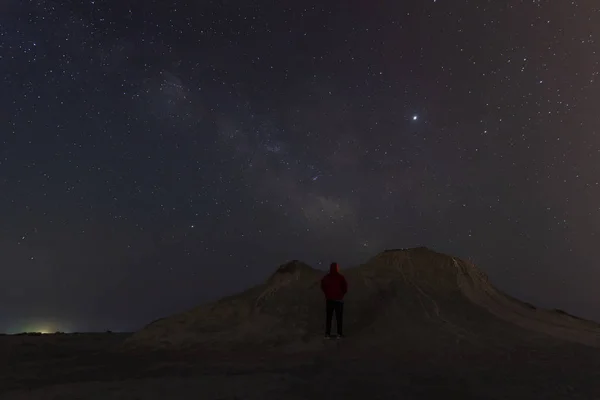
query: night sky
1 1 599 333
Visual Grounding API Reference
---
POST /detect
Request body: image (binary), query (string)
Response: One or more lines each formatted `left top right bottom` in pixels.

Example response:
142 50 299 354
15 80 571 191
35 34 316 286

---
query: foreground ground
1 332 600 399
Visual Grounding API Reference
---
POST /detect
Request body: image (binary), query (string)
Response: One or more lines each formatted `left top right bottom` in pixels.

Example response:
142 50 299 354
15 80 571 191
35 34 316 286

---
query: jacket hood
329 262 339 274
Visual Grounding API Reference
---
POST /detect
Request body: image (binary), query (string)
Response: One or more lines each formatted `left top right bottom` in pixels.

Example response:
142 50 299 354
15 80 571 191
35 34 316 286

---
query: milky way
1 1 599 332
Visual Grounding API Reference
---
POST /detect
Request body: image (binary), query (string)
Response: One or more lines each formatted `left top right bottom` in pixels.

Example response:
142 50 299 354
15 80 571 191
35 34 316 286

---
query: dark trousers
325 300 344 335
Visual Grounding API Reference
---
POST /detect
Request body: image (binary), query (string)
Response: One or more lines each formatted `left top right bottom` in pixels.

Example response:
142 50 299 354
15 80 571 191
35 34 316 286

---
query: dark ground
2 332 600 399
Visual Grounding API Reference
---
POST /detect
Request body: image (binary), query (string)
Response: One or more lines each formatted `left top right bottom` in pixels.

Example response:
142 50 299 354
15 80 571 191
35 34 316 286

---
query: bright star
412 115 418 121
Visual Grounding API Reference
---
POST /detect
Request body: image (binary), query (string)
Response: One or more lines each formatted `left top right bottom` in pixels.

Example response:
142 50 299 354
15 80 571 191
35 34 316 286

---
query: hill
124 247 600 353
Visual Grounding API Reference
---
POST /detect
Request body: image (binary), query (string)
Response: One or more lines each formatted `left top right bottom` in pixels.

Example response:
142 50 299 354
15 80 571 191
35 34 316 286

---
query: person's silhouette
320 262 348 338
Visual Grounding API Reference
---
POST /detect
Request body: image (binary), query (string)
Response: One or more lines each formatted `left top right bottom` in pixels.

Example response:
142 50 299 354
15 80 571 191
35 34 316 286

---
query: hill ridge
125 247 600 352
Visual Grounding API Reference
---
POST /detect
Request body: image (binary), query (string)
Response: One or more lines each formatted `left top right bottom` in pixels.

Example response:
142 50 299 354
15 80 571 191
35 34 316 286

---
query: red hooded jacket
321 263 348 301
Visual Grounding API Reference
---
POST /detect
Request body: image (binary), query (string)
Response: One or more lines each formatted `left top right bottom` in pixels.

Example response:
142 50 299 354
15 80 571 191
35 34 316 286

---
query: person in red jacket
321 262 348 338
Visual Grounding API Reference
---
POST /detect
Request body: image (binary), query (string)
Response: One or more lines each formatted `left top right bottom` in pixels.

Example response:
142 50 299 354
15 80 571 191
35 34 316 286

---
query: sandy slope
455 256 600 347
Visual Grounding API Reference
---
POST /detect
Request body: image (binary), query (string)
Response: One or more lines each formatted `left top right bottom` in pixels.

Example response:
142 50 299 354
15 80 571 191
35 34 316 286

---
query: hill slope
125 247 600 352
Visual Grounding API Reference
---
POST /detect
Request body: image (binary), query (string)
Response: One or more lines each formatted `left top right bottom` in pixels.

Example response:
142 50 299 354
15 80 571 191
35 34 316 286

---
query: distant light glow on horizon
2 318 73 335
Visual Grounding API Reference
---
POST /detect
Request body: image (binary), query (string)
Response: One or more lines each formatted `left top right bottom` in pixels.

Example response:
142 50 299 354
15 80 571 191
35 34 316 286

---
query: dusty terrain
3 247 600 399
